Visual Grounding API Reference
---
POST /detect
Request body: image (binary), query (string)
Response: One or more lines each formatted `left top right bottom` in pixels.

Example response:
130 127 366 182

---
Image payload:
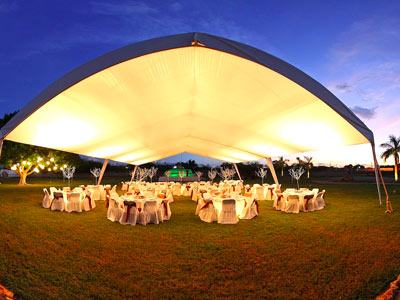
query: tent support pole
371 144 392 213
232 163 242 181
0 138 3 157
266 157 280 187
130 165 138 183
97 159 109 185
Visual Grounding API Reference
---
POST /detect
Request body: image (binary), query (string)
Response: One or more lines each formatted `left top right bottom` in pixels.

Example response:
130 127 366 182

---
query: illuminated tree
208 168 217 182
380 135 400 182
63 166 76 187
90 168 101 185
148 166 158 183
178 170 186 183
0 140 81 185
255 168 268 184
289 167 305 190
195 171 203 181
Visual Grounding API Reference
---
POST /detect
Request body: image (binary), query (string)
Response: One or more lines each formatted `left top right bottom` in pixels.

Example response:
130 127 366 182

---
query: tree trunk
18 172 27 185
307 169 310 179
395 157 398 182
281 168 284 177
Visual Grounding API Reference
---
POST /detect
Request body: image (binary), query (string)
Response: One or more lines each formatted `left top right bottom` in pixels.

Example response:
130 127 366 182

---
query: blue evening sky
1 1 399 166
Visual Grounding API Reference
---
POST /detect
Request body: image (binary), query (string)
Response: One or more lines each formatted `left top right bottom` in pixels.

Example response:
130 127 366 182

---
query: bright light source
46 161 50 165
22 161 26 165
39 164 44 169
11 166 17 171
48 168 51 171
37 157 42 162
27 161 31 165
34 168 39 173
53 166 57 170
50 158 54 162
63 165 67 168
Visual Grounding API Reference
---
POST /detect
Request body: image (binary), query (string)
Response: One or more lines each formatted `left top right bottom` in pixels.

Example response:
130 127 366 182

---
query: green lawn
0 177 399 299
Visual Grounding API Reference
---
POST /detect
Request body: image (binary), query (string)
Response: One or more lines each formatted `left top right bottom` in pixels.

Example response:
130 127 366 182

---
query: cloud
90 1 157 15
335 83 352 92
351 105 377 120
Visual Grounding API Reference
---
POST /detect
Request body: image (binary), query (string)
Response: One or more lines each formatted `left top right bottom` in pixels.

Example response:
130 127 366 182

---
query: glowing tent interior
0 32 388 208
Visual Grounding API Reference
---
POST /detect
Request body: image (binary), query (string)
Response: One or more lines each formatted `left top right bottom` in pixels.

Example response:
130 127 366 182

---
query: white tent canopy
0 32 374 166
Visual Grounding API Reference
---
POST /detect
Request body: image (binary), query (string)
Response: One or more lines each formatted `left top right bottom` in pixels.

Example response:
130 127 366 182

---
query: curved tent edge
1 32 374 146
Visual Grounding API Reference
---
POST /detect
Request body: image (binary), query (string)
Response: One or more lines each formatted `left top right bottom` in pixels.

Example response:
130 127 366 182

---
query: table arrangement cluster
273 188 326 213
42 184 115 213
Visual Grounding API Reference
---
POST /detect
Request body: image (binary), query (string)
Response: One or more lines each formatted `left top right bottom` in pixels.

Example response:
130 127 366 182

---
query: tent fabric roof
1 32 374 164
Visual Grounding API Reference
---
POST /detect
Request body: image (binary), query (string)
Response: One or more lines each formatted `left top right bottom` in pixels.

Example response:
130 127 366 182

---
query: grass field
0 177 399 299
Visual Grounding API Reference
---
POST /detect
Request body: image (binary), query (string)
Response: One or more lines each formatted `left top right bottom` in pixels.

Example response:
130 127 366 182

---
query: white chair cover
255 186 265 200
158 199 171 221
218 199 238 224
314 190 326 210
107 198 123 222
273 190 285 211
42 188 51 208
66 192 82 213
284 195 300 213
82 191 96 211
91 186 101 201
198 200 218 223
138 201 159 225
172 183 181 196
50 192 66 211
240 195 258 219
120 201 138 225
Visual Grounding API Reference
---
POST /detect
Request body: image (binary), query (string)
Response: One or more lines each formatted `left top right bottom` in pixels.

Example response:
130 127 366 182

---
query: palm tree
297 156 313 178
274 156 289 177
380 135 400 182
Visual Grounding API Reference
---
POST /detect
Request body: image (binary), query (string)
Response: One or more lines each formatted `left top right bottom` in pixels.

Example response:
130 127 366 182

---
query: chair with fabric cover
314 190 326 210
284 195 300 213
195 194 204 216
198 200 218 223
121 182 128 191
191 185 198 201
82 190 96 211
120 201 138 225
255 186 265 200
62 187 71 193
301 193 315 212
111 185 117 193
99 185 107 200
72 187 83 193
49 187 58 198
172 183 181 196
240 194 258 219
138 201 159 225
182 184 192 197
273 190 285 211
91 186 101 201
158 199 171 221
66 192 82 213
218 199 238 224
42 188 52 208
50 192 66 211
107 198 123 222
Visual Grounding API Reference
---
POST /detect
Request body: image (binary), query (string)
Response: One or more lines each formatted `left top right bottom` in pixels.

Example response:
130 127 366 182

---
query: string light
34 168 39 173
50 158 54 162
47 168 51 171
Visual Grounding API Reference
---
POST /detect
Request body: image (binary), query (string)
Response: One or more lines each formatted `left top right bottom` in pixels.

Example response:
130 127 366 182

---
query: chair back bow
85 194 93 210
200 200 213 210
123 201 136 222
304 194 314 211
252 199 259 214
